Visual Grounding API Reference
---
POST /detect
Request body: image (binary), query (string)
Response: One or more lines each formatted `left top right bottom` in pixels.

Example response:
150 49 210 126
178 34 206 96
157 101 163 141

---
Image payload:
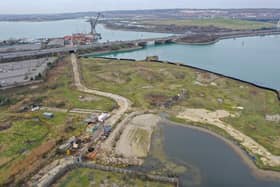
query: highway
1 29 280 62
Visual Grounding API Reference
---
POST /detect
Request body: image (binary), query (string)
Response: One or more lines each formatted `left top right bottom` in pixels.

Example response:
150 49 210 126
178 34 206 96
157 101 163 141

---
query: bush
0 96 11 106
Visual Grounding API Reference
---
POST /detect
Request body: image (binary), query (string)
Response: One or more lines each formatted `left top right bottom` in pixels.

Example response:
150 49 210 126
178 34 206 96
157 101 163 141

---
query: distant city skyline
1 0 280 14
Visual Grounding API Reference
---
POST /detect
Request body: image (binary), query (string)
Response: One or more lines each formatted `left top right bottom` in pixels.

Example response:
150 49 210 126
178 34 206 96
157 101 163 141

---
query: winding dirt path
71 54 132 153
71 54 131 127
30 55 132 187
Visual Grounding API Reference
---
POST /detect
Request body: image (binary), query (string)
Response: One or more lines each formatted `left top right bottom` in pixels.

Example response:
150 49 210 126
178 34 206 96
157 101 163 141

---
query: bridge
2 27 280 63
0 35 180 62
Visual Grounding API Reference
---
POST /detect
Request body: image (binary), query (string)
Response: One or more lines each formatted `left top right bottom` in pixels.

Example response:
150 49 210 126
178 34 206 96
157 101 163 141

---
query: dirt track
71 54 132 153
71 54 131 126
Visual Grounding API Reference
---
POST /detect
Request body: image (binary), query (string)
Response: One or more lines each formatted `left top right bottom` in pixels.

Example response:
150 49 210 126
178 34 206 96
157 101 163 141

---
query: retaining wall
37 161 179 187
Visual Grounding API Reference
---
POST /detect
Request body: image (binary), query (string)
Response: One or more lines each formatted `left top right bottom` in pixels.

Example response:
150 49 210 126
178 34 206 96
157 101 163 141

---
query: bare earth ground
177 108 280 167
116 114 161 158
71 54 131 131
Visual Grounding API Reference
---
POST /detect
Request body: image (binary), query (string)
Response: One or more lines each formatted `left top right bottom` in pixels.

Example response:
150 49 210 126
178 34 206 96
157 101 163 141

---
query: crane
88 13 103 35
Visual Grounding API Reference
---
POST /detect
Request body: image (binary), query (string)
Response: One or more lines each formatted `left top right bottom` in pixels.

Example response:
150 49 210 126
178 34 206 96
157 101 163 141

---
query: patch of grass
142 18 275 30
0 111 85 185
54 168 173 187
134 128 149 144
132 128 150 156
42 62 116 111
81 58 280 156
0 56 116 185
0 57 116 112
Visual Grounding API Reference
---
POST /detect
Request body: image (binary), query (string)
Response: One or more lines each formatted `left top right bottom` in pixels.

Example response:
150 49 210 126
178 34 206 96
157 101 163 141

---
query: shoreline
162 118 280 181
91 57 280 100
80 46 143 57
103 23 280 45
176 32 280 45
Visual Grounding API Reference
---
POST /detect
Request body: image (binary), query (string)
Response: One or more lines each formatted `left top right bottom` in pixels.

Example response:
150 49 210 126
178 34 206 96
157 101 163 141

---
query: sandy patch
115 114 161 158
177 108 280 167
178 109 232 124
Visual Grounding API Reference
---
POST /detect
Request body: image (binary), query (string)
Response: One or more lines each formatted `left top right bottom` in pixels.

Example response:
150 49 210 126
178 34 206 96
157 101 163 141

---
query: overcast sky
1 0 280 14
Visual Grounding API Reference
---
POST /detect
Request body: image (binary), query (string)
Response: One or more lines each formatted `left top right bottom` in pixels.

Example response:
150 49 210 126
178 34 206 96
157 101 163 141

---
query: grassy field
0 57 116 185
0 111 86 185
80 58 280 156
54 168 173 187
0 57 116 112
141 18 275 30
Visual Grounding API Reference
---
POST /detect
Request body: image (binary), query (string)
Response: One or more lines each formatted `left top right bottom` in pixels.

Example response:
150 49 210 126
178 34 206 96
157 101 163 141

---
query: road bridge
2 28 280 63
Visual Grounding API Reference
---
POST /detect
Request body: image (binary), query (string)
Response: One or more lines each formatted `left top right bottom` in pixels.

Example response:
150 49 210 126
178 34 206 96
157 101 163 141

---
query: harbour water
1 19 279 90
161 122 280 187
0 19 170 42
100 35 280 90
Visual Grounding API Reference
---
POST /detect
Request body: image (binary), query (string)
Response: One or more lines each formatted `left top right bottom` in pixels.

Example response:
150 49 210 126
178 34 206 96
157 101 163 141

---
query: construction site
0 52 181 186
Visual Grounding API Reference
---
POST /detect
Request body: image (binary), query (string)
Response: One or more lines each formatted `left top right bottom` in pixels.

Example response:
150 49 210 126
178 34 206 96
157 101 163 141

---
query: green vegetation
0 111 85 185
81 58 280 156
134 128 150 147
0 57 116 185
0 57 116 112
55 168 172 187
142 18 275 30
0 96 10 106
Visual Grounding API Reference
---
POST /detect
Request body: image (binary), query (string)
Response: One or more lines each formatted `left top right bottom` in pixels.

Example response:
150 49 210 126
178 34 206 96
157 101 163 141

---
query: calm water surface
0 19 171 42
161 122 280 187
101 36 280 90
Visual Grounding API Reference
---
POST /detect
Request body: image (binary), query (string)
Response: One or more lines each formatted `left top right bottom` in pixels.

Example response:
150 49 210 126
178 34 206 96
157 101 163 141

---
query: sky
1 0 280 14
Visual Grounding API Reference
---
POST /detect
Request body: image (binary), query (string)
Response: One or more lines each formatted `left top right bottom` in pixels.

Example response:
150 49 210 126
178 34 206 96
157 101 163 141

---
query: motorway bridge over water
2 28 280 63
